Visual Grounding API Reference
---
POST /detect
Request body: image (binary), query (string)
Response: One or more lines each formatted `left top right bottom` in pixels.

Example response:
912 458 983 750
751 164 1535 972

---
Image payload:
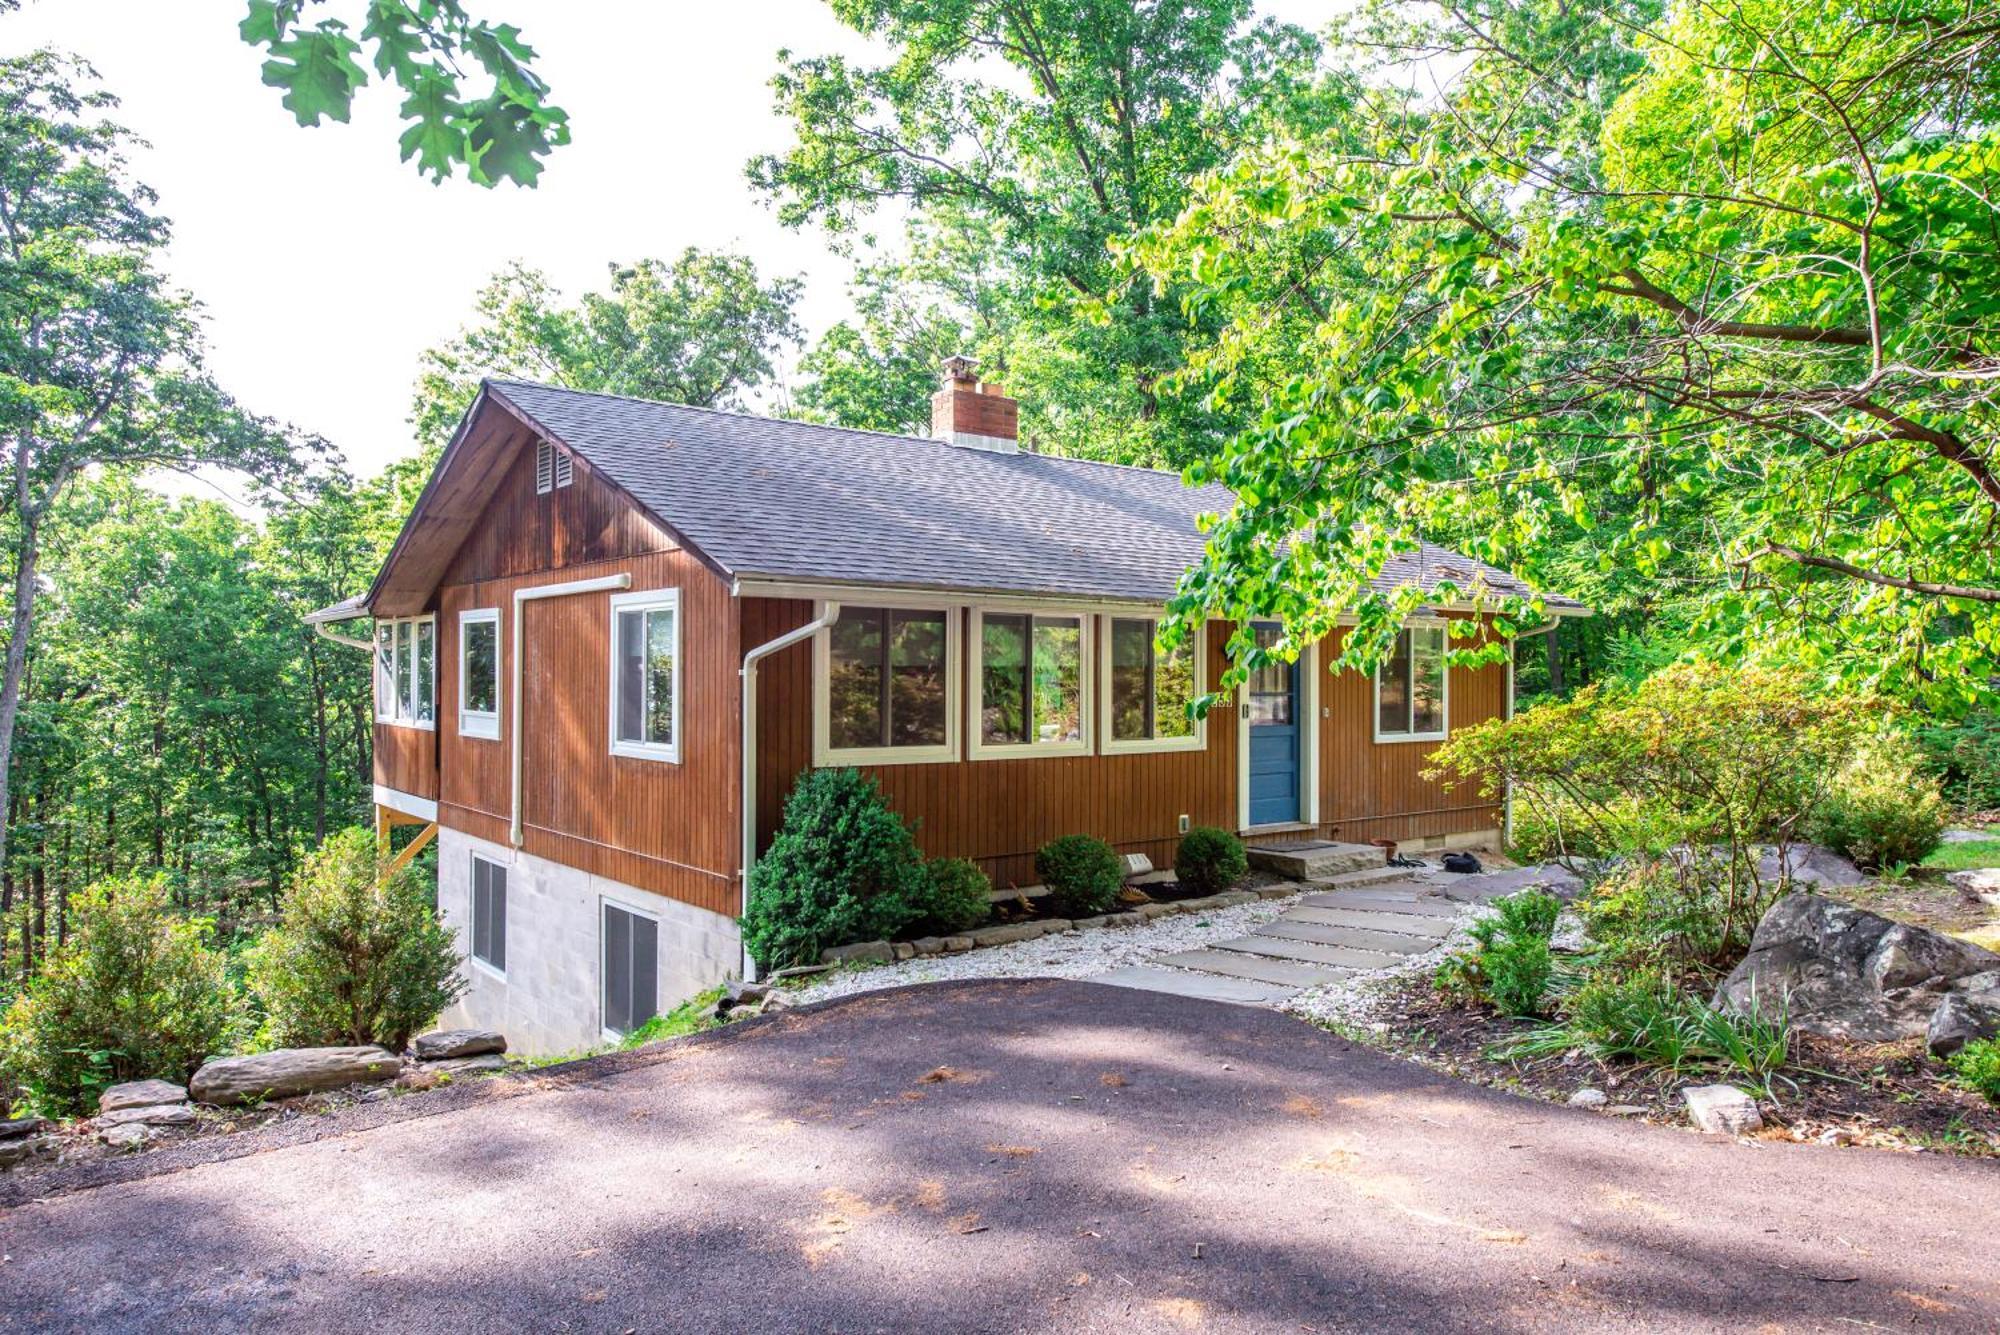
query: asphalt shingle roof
487 379 1575 609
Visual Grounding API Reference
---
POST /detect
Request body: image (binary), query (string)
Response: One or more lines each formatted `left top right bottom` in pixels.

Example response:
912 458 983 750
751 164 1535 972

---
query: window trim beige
1096 614 1206 756
812 600 963 767
1373 620 1451 744
967 606 1094 761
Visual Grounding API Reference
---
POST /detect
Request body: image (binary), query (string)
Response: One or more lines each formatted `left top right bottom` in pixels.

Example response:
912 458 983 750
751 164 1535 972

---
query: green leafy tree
755 0 1326 464
247 827 463 1050
236 0 568 187
0 54 307 897
1125 0 2000 703
412 252 805 445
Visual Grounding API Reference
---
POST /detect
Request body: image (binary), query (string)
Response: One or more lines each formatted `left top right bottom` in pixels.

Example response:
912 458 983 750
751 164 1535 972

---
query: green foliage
238 0 569 186
1915 714 2000 814
1501 972 1792 1093
1808 736 1947 871
742 769 928 969
1439 889 1560 1017
1922 839 2000 874
1174 826 1248 897
904 858 992 938
246 828 464 1050
1577 858 1746 976
412 253 804 446
1949 1038 2000 1105
621 986 725 1048
1034 834 1125 918
0 876 239 1116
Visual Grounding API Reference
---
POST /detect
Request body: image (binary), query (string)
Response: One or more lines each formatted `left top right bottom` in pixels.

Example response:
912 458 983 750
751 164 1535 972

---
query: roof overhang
305 595 370 625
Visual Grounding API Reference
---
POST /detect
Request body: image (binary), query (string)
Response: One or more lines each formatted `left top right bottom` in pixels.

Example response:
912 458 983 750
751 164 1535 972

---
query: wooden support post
376 804 394 855
380 820 437 884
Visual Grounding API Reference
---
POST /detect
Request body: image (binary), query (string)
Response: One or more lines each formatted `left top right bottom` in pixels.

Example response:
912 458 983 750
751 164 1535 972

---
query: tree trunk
308 634 329 841
0 512 43 899
1545 624 1564 696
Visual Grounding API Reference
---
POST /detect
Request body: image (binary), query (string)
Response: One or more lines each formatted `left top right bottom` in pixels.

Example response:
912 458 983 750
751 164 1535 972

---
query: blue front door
1246 623 1300 826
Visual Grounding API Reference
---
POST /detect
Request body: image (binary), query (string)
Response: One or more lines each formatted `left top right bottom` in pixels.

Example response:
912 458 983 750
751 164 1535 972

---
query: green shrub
247 828 464 1051
1950 1037 2000 1104
742 768 928 969
1915 713 2000 813
1035 834 1124 918
1500 971 1792 1090
0 875 239 1115
1808 735 1947 870
1441 889 1560 1017
904 857 992 937
1578 857 1745 975
1174 826 1248 896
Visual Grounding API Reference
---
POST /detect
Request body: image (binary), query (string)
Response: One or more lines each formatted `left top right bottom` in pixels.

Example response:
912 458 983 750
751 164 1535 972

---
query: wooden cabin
311 366 1583 1054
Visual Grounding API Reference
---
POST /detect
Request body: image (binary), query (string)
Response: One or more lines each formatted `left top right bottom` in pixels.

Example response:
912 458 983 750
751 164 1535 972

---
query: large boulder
1714 893 2000 1043
1757 844 1866 889
409 1029 507 1062
99 1079 189 1113
190 1046 399 1107
1926 977 2000 1057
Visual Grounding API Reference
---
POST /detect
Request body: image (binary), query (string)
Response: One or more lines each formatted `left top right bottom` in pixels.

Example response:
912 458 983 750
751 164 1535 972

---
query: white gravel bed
1279 901 1491 1034
786 892 1303 1006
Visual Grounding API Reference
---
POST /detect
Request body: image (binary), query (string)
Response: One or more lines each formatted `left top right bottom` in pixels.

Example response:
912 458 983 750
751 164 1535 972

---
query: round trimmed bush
1035 834 1124 918
1174 826 1248 896
742 768 927 969
1808 734 1947 870
907 858 992 937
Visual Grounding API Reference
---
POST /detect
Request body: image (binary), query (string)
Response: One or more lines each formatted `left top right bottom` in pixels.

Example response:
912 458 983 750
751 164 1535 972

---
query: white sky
5 0 1340 486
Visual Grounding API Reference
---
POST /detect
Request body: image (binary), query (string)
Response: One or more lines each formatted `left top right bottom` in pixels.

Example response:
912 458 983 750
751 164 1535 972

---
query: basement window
610 589 680 762
470 855 507 974
459 608 500 740
1102 616 1203 753
819 605 957 764
1375 624 1449 742
374 615 436 729
602 901 658 1038
972 610 1088 758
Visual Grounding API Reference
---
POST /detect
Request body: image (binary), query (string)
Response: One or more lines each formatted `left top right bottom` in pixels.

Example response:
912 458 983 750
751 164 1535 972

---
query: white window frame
469 852 508 980
608 588 682 764
812 600 962 767
967 607 1094 760
1373 621 1451 744
1097 614 1206 756
373 614 437 730
599 895 660 1043
458 608 501 741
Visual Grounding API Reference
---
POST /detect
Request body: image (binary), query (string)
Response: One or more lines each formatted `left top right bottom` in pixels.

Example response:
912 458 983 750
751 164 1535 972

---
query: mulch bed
1356 974 2000 1157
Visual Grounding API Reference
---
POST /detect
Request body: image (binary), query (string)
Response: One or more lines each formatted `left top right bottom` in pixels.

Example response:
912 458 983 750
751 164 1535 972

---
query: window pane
616 609 646 743
1411 626 1446 735
1110 619 1152 742
464 619 497 715
829 608 885 749
630 914 658 1031
375 624 395 717
396 624 415 720
414 620 435 723
1247 625 1292 724
1378 629 1412 735
1156 638 1195 739
472 864 489 965
981 614 1030 745
604 906 631 1035
888 611 946 747
1032 617 1082 743
645 609 676 746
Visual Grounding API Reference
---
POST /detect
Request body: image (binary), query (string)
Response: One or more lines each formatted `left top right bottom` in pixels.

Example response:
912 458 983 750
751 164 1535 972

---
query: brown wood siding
749 598 1239 888
440 438 678 586
373 722 438 801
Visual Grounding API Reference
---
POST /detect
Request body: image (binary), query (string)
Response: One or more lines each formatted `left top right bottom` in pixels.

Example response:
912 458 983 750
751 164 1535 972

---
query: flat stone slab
1286 906 1457 937
1299 892 1463 918
1090 966 1297 1006
1244 840 1384 881
1254 921 1435 954
1209 936 1403 970
1152 950 1353 988
100 1079 190 1113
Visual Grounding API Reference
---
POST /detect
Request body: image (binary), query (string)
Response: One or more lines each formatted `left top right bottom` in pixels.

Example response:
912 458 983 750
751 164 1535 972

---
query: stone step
1285 906 1458 938
1298 891 1464 918
1152 949 1353 989
1089 966 1297 1006
1253 921 1438 955
1244 840 1385 881
1209 936 1404 971
1306 865 1413 891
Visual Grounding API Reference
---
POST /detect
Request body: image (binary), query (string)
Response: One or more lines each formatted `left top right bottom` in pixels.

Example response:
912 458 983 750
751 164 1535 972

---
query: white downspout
511 573 632 846
739 599 840 980
313 621 376 653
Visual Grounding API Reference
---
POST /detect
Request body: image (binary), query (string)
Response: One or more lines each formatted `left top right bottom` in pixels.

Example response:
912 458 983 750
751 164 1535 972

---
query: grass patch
1921 838 2000 872
620 986 726 1048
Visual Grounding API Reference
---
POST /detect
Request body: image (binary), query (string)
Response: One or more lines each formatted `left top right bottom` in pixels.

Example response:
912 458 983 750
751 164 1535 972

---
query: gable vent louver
535 441 572 494
554 449 572 489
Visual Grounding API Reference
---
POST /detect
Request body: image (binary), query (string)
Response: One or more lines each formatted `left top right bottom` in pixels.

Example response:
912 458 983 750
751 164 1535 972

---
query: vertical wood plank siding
372 722 438 801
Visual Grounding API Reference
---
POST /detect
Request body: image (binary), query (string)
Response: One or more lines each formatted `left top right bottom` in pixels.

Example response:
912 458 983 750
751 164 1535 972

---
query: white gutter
739 599 840 980
511 573 631 846
312 620 376 653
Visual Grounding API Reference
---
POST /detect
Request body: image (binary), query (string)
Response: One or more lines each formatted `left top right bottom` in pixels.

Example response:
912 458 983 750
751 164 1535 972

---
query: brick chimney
930 355 1019 453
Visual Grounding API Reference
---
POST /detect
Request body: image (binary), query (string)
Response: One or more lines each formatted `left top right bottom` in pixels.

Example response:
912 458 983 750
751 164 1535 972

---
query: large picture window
1376 624 1448 742
374 615 436 728
610 589 680 762
821 605 954 762
1102 617 1201 752
973 610 1088 757
459 608 500 740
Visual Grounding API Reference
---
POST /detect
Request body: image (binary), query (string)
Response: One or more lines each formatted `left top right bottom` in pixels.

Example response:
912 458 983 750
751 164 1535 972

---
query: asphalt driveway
2 979 1995 1332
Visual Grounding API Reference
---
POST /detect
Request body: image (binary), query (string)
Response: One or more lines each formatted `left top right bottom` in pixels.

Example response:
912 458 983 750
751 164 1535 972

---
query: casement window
1375 624 1449 742
609 589 680 761
971 610 1089 757
373 615 436 728
459 608 500 740
535 439 573 494
601 902 658 1038
470 855 507 974
1101 616 1202 753
818 605 957 764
